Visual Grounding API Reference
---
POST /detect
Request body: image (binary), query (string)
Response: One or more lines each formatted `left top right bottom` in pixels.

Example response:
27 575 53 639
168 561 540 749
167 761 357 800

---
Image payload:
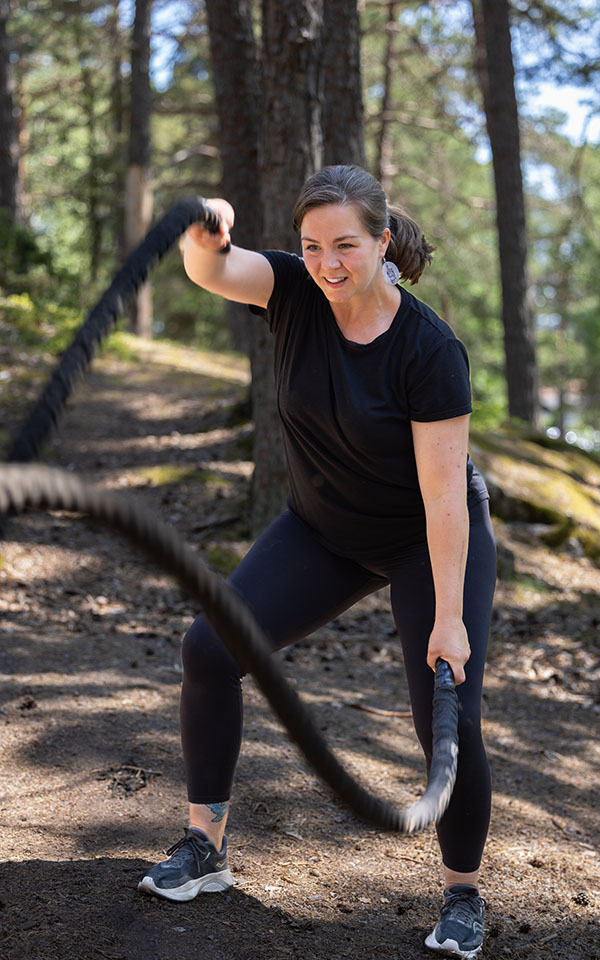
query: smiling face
300 203 390 305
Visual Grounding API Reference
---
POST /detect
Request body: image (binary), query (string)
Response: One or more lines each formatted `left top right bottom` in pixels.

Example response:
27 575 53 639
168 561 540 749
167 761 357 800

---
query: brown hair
292 165 434 284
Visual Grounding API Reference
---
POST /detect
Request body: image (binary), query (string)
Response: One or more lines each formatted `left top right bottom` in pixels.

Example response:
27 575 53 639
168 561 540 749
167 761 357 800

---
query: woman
138 165 496 959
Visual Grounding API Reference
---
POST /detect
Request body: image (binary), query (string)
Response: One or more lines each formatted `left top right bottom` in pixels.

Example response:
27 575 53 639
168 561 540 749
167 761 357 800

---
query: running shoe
425 884 485 958
138 827 233 901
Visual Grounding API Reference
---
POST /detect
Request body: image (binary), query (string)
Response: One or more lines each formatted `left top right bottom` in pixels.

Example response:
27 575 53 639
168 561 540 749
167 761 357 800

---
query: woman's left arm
411 414 471 684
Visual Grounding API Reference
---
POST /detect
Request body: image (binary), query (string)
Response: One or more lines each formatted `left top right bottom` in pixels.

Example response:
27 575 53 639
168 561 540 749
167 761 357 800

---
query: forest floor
0 337 599 960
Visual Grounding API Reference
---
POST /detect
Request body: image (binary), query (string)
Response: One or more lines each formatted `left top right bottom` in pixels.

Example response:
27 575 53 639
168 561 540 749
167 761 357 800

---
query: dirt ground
1 342 599 960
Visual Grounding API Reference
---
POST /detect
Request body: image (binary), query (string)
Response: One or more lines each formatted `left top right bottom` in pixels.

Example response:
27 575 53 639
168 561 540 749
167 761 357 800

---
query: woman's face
299 203 390 304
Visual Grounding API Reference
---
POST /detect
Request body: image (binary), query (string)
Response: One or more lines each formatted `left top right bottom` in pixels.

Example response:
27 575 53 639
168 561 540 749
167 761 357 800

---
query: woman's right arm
183 198 274 309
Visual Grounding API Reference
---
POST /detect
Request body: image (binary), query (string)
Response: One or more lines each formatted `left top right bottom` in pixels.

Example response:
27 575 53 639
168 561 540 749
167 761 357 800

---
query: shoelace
164 830 211 869
441 892 484 926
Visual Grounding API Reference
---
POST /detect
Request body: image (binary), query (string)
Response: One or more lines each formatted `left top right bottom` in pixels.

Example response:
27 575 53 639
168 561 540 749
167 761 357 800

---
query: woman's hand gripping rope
187 198 234 253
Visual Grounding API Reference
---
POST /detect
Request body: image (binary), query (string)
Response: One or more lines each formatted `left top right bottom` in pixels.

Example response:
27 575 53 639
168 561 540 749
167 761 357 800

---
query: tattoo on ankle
206 801 229 823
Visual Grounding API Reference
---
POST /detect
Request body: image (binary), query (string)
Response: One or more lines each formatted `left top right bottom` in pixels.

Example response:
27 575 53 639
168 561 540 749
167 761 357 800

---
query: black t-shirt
250 250 488 562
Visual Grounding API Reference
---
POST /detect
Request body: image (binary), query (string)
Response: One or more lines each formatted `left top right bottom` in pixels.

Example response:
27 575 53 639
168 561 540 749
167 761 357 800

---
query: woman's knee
181 615 241 683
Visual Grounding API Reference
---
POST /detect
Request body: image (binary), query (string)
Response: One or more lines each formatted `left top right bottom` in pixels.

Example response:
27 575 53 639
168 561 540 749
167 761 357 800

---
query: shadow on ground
1 857 596 960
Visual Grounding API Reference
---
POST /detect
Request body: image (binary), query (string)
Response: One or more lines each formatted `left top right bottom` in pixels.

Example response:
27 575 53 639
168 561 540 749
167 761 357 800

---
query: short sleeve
407 337 472 422
248 251 308 333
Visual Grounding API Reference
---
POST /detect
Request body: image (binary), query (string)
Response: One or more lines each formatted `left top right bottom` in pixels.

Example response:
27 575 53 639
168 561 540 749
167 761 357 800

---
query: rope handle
435 657 455 689
198 198 232 254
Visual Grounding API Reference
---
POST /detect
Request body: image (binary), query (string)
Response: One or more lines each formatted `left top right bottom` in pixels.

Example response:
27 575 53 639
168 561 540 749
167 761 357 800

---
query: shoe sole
138 868 234 902
424 931 482 959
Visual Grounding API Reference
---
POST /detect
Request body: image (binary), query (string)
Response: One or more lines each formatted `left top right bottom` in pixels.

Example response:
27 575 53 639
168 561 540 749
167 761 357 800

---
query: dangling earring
381 258 400 285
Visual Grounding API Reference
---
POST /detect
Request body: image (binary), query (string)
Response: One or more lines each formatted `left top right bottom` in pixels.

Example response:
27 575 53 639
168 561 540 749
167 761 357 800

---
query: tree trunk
472 0 538 425
109 0 126 265
0 0 23 227
76 42 102 283
252 0 325 534
260 0 324 243
205 0 261 356
374 1 397 194
322 0 365 167
125 0 153 338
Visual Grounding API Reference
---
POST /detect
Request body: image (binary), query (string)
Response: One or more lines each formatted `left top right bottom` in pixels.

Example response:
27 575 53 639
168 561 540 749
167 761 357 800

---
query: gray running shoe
425 884 485 958
138 827 233 902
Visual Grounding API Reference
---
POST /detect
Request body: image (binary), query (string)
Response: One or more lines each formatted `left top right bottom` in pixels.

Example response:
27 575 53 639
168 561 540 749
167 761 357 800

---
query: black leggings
180 500 496 874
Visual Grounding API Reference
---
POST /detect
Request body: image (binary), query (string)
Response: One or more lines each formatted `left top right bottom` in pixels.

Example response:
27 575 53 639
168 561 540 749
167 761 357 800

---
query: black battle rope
7 198 227 465
0 463 459 834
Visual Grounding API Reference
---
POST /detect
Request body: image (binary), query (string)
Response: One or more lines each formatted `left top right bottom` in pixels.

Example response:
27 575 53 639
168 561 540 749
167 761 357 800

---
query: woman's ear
379 227 391 256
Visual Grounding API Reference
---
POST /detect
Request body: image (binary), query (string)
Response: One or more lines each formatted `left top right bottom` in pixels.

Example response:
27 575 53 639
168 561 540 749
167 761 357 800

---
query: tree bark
74 18 102 286
205 0 261 356
125 0 153 338
322 0 365 167
0 0 23 227
109 0 126 265
206 1 364 533
374 1 397 194
472 0 538 425
252 0 325 534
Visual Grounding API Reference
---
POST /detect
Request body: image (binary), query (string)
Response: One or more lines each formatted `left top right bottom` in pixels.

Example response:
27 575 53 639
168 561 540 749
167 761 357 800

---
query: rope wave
7 198 223 464
0 463 458 833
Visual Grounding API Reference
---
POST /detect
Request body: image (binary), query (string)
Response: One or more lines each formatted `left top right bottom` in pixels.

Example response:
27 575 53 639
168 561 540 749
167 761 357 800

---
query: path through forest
0 341 598 959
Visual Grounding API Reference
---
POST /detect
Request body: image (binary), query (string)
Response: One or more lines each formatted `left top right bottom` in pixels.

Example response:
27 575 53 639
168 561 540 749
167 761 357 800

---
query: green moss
540 517 576 548
575 528 600 563
526 431 600 470
206 545 241 575
135 464 230 491
196 470 229 488
471 429 600 488
137 464 199 486
513 573 554 596
470 426 600 566
470 432 600 531
103 331 142 363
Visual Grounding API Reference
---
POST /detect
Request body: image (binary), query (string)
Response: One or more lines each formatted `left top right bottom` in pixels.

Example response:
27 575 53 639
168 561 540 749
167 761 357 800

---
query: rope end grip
198 198 231 254
435 658 455 690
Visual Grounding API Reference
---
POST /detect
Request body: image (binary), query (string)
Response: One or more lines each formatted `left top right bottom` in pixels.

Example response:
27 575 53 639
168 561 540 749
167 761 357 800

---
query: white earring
382 259 400 285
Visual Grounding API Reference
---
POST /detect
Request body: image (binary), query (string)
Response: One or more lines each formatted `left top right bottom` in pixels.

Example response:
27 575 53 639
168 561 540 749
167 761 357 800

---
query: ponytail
385 208 434 285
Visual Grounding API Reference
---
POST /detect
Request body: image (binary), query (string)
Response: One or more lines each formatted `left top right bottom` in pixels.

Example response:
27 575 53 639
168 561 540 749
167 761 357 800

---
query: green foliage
101 330 143 363
0 292 81 354
151 247 230 350
362 1 508 426
0 212 55 294
5 0 600 440
525 123 600 439
0 293 152 363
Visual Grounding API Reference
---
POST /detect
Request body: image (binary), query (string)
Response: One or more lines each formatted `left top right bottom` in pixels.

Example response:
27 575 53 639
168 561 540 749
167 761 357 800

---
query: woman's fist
187 198 235 251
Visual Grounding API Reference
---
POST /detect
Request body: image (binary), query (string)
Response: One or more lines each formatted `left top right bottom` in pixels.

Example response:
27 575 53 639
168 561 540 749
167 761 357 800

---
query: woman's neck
331 282 401 344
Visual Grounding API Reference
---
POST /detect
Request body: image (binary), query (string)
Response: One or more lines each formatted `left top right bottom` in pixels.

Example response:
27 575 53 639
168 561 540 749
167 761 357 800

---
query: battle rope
0 463 458 834
6 198 226 465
